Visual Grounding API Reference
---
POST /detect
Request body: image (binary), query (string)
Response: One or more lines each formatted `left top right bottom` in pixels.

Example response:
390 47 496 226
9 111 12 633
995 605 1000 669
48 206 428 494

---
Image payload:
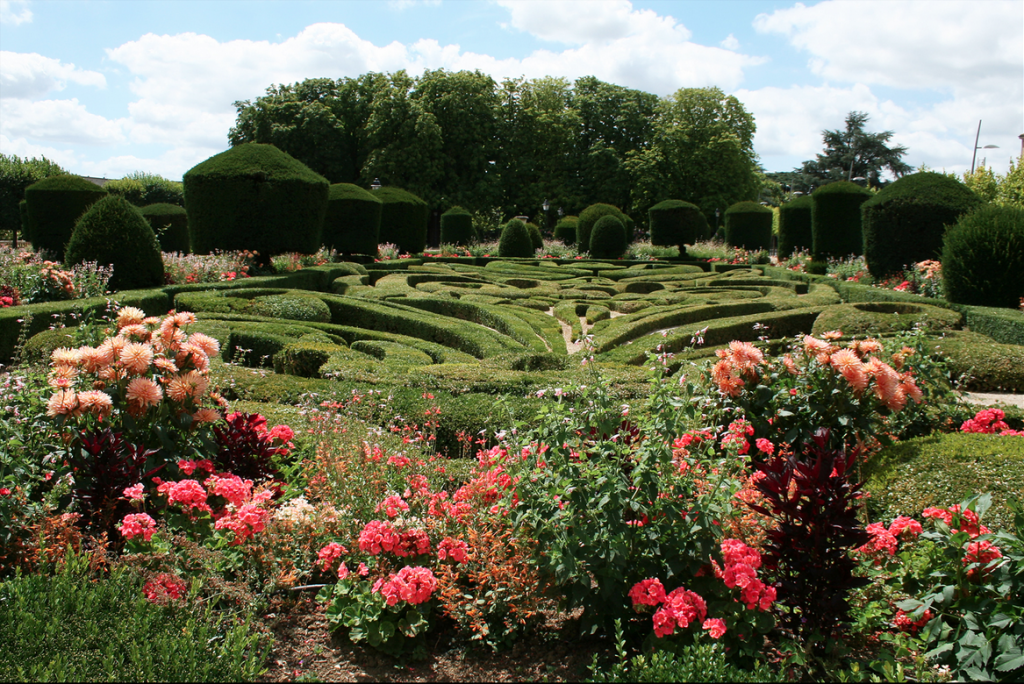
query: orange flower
154 357 178 374
46 389 79 418
126 377 163 409
116 306 146 329
166 375 193 403
187 332 220 357
821 330 843 341
782 354 799 375
192 407 220 424
728 340 764 375
119 323 151 341
901 374 924 404
120 342 154 375
50 347 82 366
77 390 113 420
173 311 197 327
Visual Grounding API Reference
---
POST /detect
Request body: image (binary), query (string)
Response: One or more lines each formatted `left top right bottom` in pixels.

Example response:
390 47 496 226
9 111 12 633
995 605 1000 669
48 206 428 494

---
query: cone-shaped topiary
649 199 706 247
140 203 190 254
862 172 982 279
810 181 873 260
526 222 543 252
778 195 813 258
440 206 474 246
23 175 107 260
375 187 429 255
553 216 577 245
498 218 534 258
577 204 632 252
65 195 164 291
724 201 772 250
942 204 1024 309
323 183 381 256
589 214 627 259
183 143 329 266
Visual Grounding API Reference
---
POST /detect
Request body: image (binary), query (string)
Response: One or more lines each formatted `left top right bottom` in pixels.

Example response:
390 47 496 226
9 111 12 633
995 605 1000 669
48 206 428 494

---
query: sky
1 0 1021 182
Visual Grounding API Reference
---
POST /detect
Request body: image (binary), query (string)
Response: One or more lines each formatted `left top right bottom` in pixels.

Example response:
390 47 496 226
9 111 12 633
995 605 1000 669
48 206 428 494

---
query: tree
797 112 911 189
625 87 760 224
996 155 1024 209
0 154 67 239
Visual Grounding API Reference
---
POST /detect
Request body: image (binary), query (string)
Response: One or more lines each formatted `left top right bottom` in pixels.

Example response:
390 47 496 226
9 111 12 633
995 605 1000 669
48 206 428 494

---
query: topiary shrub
778 195 813 258
577 204 633 252
724 201 772 250
648 199 705 248
810 181 872 260
183 143 329 267
23 175 108 260
589 214 627 259
139 203 189 253
862 172 981 279
375 186 429 255
553 216 578 245
498 219 534 258
322 183 381 256
811 301 962 336
440 206 474 246
65 195 164 291
928 331 1024 392
526 222 543 252
941 204 1024 309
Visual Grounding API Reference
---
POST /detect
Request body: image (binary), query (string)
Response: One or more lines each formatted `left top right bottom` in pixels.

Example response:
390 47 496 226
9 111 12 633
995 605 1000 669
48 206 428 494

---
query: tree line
228 70 761 227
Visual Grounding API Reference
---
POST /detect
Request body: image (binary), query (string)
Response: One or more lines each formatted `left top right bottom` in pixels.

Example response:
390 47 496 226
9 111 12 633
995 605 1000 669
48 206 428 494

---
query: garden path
963 392 1024 409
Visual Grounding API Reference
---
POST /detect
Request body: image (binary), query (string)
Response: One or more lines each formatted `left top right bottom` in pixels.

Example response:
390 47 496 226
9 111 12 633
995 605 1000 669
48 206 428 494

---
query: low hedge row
927 331 1024 392
811 301 963 337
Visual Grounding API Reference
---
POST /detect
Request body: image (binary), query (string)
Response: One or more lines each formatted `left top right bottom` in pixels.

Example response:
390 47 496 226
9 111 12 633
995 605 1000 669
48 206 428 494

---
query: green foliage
648 199 706 248
0 154 67 239
23 175 108 260
183 143 329 263
861 171 981 279
997 156 1024 209
811 302 962 337
374 186 429 255
525 222 544 251
321 577 434 657
553 216 578 245
942 204 1024 309
577 204 632 252
864 435 1024 531
797 111 911 189
498 219 534 258
724 201 772 251
139 203 189 253
778 195 813 259
810 181 872 260
589 214 627 259
65 195 165 291
274 339 347 377
322 183 381 256
248 294 332 323
0 556 270 682
439 206 474 246
104 172 185 208
928 331 1024 392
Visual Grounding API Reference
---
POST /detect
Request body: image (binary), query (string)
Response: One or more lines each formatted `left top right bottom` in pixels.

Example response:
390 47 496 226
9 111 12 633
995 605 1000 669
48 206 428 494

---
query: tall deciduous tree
0 154 67 236
798 111 911 189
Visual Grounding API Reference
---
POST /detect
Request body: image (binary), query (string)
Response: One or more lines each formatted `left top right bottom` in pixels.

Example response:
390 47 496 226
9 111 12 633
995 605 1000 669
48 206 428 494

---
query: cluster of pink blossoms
377 494 410 518
961 409 1024 436
628 578 725 640
717 539 777 611
318 542 349 572
374 566 438 606
436 538 470 564
143 573 189 604
358 520 431 557
922 505 1003 580
894 608 934 633
857 515 923 564
118 512 157 541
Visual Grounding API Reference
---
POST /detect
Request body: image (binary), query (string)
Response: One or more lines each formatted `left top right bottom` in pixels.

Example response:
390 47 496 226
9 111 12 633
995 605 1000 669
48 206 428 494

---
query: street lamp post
970 120 999 175
542 198 549 229
370 178 381 191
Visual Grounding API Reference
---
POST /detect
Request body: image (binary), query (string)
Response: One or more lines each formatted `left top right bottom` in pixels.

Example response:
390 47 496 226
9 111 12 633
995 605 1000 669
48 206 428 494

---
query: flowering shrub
161 250 255 285
0 247 112 302
961 408 1024 436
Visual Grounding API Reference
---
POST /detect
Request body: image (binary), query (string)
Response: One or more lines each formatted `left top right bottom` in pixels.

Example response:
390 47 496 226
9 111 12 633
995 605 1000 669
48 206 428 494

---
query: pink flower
376 494 410 518
144 573 187 603
377 566 437 606
702 618 727 639
628 578 667 607
888 516 922 539
894 608 933 633
755 438 774 455
963 540 1003 579
122 483 146 501
156 479 211 514
437 537 469 564
119 513 157 541
205 473 253 508
317 542 348 572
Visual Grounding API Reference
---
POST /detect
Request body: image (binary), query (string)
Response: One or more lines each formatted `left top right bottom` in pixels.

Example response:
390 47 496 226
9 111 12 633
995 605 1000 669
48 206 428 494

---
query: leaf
994 653 1024 673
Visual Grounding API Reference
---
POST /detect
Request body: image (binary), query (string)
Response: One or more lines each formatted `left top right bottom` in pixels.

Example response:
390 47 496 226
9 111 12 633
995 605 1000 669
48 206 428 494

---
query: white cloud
496 0 689 45
720 34 739 51
0 52 106 99
0 0 32 25
0 98 125 145
387 0 441 10
0 134 79 169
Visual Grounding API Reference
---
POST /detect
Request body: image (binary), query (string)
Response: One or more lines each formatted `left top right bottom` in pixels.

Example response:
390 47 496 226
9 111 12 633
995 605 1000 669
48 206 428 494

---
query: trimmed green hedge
942 204 1024 309
810 181 872 260
777 195 813 258
577 204 632 252
440 206 474 246
140 203 190 253
375 187 429 255
649 200 706 248
66 196 165 291
724 201 771 251
861 172 981 278
322 183 381 256
498 219 534 258
811 301 962 336
23 175 107 260
553 216 578 245
928 331 1024 392
183 143 329 262
589 215 627 259
864 433 1024 530
273 338 348 377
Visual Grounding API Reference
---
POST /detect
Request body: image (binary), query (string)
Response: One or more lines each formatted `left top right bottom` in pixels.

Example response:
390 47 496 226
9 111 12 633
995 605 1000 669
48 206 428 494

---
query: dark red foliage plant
211 412 282 484
748 428 871 650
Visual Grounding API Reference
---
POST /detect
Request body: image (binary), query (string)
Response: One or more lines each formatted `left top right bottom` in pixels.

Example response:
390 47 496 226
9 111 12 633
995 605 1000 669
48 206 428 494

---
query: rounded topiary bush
810 181 872 260
778 195 813 258
322 183 381 256
139 203 189 253
440 206 474 246
23 175 108 260
553 216 577 245
65 195 164 290
498 219 534 258
942 204 1024 309
724 201 772 250
863 172 982 279
589 214 627 259
183 143 329 266
577 204 632 253
375 187 429 255
526 222 543 252
648 199 706 248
